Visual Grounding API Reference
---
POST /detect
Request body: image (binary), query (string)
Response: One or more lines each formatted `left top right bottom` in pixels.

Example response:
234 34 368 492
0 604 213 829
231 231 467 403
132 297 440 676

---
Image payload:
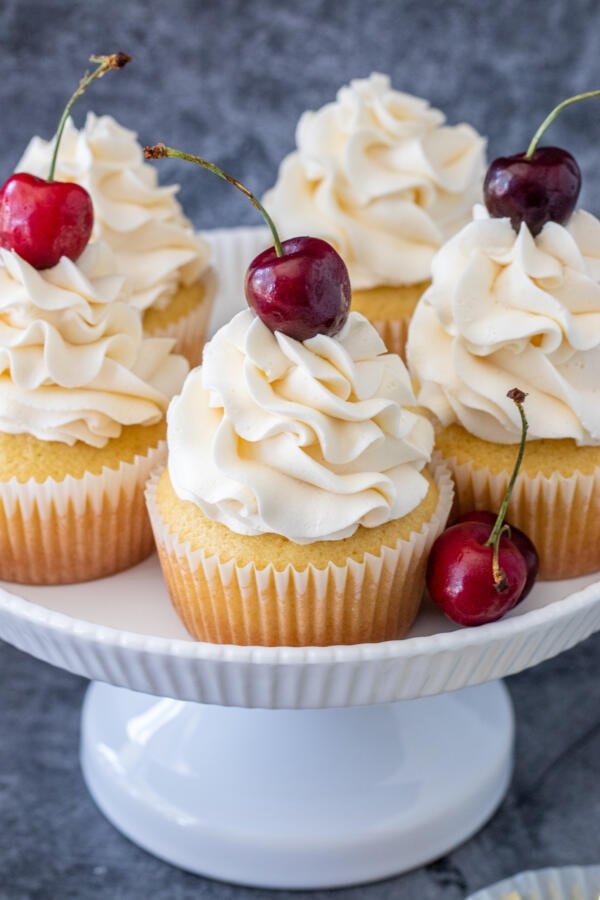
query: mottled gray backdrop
3 0 600 226
0 1 599 899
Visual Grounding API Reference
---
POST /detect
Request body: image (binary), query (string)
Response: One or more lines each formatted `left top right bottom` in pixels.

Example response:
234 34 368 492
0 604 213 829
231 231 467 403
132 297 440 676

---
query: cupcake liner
369 315 411 361
147 268 217 368
443 452 600 580
0 441 166 585
145 459 453 646
467 864 600 900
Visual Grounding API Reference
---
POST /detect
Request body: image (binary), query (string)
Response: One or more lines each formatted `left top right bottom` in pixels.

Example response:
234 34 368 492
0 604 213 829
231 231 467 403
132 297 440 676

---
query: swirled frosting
0 242 188 447
407 206 600 444
168 309 434 543
263 73 486 290
17 113 210 311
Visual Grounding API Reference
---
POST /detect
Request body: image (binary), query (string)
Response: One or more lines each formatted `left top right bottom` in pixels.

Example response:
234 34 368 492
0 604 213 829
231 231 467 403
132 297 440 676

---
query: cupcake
0 241 188 584
264 73 486 358
146 309 453 646
17 114 215 366
407 205 600 580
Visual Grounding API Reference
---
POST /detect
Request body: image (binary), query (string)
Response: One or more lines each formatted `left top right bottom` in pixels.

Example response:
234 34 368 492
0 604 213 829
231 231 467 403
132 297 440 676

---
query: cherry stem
47 52 131 183
144 144 283 258
485 388 528 590
525 89 600 159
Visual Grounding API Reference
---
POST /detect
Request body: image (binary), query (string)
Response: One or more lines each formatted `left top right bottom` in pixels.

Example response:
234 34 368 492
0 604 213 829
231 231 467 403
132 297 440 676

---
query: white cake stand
0 558 599 889
1 227 599 888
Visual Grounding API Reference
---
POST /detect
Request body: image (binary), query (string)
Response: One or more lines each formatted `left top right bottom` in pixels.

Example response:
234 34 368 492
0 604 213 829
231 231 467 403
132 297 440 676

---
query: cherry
426 521 527 626
245 237 350 340
484 90 600 236
427 388 537 626
144 144 351 341
484 148 580 237
0 52 130 269
454 511 539 602
0 174 93 270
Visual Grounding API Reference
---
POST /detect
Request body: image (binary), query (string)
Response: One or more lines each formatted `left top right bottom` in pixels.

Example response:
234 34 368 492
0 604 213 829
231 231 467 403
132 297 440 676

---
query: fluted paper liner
370 316 410 362
0 441 166 585
468 865 600 900
146 460 453 646
148 268 217 368
443 453 600 580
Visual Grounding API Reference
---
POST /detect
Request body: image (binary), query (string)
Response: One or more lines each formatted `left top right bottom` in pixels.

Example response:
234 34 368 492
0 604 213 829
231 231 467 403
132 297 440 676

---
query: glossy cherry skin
454 510 539 602
245 236 351 341
0 172 94 269
484 146 581 237
426 521 528 626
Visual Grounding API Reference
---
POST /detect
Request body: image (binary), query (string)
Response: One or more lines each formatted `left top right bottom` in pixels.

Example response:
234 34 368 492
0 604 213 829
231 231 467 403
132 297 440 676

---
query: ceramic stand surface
1 230 599 888
80 679 514 890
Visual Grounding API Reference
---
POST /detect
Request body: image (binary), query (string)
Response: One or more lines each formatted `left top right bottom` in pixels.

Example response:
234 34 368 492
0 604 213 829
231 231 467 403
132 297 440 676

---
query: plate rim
0 568 598 666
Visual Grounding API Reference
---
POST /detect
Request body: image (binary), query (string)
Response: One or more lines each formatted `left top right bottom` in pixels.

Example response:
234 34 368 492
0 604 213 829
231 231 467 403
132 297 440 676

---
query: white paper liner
145 457 453 646
0 440 166 584
445 453 600 580
370 315 410 361
145 267 217 367
468 864 600 900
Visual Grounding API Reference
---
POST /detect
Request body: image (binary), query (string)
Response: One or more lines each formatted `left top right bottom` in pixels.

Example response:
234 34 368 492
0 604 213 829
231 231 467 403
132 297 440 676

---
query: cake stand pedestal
0 555 598 889
81 679 512 888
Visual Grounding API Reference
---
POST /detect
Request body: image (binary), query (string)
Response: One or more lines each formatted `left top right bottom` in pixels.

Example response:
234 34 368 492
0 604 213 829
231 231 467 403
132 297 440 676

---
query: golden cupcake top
0 241 188 447
264 73 486 289
407 205 600 445
167 308 434 543
17 113 211 312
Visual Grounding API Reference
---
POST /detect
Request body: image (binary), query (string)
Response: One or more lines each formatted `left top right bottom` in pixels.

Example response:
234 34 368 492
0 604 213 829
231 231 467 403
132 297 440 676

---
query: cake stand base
81 682 513 888
80 679 514 889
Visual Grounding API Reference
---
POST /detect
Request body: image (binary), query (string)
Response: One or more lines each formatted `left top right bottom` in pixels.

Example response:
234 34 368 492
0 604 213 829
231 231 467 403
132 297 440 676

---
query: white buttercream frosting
263 73 486 290
17 113 210 311
407 205 600 444
0 242 188 447
168 309 434 543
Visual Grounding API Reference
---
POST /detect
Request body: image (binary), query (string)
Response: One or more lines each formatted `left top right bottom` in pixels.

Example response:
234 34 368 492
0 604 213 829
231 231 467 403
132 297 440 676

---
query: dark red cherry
454 510 539 602
245 237 351 341
0 173 93 269
426 521 527 626
144 146 351 342
484 147 581 237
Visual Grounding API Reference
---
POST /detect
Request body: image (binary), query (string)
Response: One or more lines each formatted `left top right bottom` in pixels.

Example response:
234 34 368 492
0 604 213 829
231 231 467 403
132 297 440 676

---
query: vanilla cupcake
0 241 188 584
17 114 215 366
146 309 452 646
264 74 486 359
407 205 600 580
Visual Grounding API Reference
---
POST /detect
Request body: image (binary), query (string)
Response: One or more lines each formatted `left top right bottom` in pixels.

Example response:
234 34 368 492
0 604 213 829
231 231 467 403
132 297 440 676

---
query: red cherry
426 521 527 626
0 173 93 270
245 237 351 341
0 53 131 271
454 510 539 602
483 147 580 237
144 145 352 341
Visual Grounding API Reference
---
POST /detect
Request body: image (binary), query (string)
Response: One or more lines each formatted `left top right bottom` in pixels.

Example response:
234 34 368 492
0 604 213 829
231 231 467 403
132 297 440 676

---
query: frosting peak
17 113 211 311
407 206 600 444
168 309 434 543
0 242 188 447
264 73 486 289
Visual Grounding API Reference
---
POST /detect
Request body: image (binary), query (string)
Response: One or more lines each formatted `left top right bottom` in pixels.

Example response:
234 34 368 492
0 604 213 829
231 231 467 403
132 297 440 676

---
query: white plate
468 865 600 900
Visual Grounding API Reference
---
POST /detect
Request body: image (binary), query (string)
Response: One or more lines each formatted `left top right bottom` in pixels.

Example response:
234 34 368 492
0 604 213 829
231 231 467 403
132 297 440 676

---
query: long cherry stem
48 52 131 183
485 388 528 590
525 90 600 159
144 144 284 258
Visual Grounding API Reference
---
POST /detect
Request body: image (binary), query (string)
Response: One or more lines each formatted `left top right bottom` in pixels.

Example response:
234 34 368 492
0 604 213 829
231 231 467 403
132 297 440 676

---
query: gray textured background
0 1 599 898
